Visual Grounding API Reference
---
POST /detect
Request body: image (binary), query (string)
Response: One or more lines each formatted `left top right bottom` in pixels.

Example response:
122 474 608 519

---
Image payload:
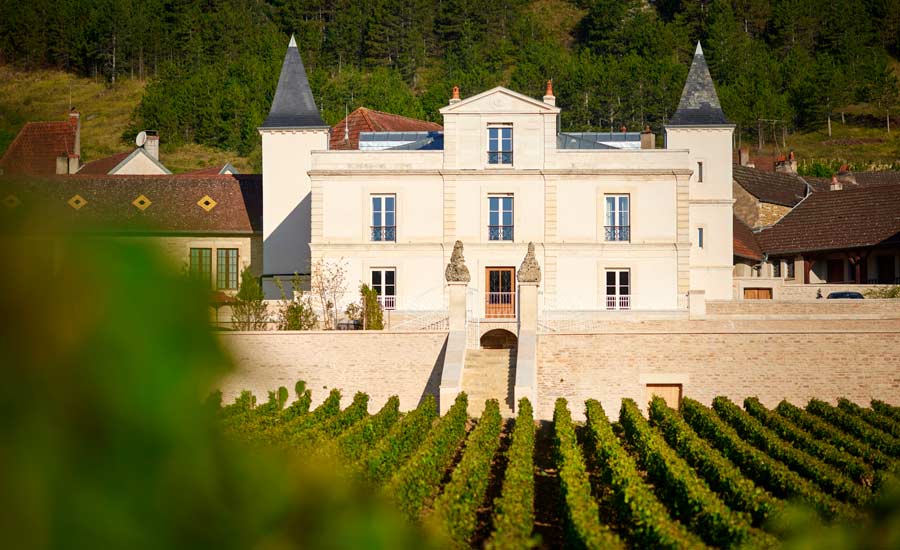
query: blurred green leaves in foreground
0 225 435 549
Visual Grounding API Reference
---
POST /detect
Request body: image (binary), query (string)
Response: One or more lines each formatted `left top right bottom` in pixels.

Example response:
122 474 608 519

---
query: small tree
345 284 384 330
311 258 348 330
231 266 269 330
274 274 318 330
864 285 900 299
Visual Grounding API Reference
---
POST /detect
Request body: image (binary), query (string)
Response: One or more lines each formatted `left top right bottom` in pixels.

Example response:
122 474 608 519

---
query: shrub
431 399 503 545
363 395 438 483
332 396 401 463
274 274 318 330
553 398 625 550
744 397 874 488
871 400 900 423
713 397 868 505
620 399 757 548
231 266 269 330
298 392 371 451
648 397 783 528
682 398 856 521
387 393 469 519
346 283 384 330
807 399 900 458
487 398 537 550
837 398 900 440
584 399 703 549
863 285 900 298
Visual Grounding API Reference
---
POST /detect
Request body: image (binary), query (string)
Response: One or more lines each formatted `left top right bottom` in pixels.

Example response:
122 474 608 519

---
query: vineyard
214 385 900 548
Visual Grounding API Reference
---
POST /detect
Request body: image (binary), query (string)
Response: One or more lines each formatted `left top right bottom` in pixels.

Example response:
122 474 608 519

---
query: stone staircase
462 348 516 417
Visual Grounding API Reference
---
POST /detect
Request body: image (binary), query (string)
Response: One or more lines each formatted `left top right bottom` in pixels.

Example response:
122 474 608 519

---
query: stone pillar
689 289 706 319
514 243 541 412
448 282 467 332
518 282 538 331
440 241 470 414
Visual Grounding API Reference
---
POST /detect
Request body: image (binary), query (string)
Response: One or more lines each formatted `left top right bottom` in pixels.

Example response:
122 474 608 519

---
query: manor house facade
260 38 734 320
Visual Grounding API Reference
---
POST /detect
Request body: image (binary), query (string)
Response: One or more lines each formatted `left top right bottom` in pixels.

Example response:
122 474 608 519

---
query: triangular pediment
439 86 559 115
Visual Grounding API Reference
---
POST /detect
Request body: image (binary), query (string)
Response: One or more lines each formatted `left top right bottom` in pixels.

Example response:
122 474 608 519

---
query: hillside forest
1 0 898 165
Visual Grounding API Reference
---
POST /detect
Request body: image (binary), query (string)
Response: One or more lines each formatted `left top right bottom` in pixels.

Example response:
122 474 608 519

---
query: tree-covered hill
1 0 898 164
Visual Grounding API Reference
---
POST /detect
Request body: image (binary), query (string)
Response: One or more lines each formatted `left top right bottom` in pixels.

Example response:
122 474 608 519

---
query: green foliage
346 283 384 330
275 274 319 330
619 399 759 548
487 398 536 550
648 397 783 528
864 285 900 299
584 399 706 549
431 399 502 546
232 266 268 330
777 400 896 472
388 393 469 520
838 398 900 441
332 396 401 463
744 397 874 488
681 398 856 521
872 400 900 424
807 399 900 458
297 392 371 451
713 397 869 505
364 395 438 483
552 398 624 550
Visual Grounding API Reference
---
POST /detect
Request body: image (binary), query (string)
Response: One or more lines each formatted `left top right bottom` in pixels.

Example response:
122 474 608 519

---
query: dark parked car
826 291 865 299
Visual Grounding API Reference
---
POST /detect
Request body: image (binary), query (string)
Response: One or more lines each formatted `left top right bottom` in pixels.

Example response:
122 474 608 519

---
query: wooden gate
646 384 682 409
743 288 773 300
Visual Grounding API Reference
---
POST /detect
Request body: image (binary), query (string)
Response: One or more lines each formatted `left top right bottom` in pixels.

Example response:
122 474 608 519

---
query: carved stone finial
517 242 541 283
445 240 470 283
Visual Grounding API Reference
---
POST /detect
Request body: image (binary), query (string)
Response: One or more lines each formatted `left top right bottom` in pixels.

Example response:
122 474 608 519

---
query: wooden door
646 384 682 409
485 267 515 318
743 288 773 300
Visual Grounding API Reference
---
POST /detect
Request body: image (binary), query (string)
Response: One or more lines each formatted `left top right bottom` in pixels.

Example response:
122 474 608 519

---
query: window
604 195 630 241
487 125 513 165
371 195 396 241
605 269 630 310
489 195 514 241
371 268 396 310
190 248 212 283
216 249 239 290
786 260 795 279
697 227 704 249
697 161 704 182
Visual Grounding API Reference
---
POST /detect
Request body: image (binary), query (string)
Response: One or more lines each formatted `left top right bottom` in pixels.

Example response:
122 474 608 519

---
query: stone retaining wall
707 299 900 318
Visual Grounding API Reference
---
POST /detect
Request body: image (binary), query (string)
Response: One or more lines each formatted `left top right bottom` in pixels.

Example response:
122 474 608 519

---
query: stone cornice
309 168 694 177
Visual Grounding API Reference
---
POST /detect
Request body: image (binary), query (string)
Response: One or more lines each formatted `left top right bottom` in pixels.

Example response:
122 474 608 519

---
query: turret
666 43 735 300
260 35 330 296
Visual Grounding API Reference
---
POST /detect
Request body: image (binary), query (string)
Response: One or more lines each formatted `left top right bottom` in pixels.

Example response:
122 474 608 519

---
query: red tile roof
756 184 900 255
733 215 763 260
3 174 261 234
330 107 442 150
732 164 808 207
77 152 130 175
0 119 78 175
805 171 900 192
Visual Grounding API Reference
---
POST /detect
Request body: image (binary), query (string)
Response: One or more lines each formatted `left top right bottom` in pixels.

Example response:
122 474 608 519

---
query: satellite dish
135 131 147 148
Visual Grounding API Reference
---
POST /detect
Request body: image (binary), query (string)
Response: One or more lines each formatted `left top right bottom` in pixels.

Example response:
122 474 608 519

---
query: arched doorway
480 329 517 349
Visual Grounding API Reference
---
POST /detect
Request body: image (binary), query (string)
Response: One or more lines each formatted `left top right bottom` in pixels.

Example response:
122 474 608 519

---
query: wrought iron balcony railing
488 225 514 241
604 225 630 242
487 151 513 165
371 225 396 242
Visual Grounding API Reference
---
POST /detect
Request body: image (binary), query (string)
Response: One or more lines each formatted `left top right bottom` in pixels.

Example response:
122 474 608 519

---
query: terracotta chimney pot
450 86 461 104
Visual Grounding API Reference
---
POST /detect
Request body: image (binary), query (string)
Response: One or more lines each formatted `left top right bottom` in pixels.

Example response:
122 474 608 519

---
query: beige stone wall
537 319 900 421
732 182 759 228
217 331 448 412
707 299 900 318
757 202 791 227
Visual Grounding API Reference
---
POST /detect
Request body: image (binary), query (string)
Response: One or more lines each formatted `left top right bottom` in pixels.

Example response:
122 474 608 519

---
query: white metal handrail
605 295 630 310
377 295 396 310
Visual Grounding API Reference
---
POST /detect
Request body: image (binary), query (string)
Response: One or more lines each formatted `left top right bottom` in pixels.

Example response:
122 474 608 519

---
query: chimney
738 146 750 166
620 125 627 133
836 164 856 187
449 86 461 105
543 79 556 107
144 131 159 160
775 152 797 174
640 124 654 149
830 175 843 191
68 109 81 159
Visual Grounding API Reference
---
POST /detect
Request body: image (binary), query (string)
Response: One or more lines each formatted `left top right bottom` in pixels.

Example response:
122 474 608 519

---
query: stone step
462 348 517 418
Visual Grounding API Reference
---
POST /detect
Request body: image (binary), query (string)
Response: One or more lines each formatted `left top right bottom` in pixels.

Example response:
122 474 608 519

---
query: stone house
0 110 82 175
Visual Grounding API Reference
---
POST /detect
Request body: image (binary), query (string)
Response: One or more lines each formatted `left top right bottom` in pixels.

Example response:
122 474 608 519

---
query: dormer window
488 125 513 165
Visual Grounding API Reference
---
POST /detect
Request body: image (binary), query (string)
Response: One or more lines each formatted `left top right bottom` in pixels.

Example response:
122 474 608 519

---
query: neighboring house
732 164 809 229
805 169 900 192
732 215 764 276
0 110 81 175
3 174 262 294
330 106 443 150
260 39 735 317
78 133 171 175
181 163 240 176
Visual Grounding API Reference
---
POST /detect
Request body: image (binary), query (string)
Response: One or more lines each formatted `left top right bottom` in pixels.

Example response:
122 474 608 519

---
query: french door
485 267 515 318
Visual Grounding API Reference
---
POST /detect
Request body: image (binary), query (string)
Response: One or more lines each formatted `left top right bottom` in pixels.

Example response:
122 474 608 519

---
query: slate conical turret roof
669 43 730 126
261 35 327 129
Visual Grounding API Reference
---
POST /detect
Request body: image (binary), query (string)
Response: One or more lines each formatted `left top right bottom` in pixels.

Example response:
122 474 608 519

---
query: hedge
487 398 536 550
363 394 438 483
871 400 900 424
296 392 370 452
553 398 625 550
620 399 757 548
837 398 900 440
744 397 873 488
269 389 344 447
431 399 503 546
648 397 782 528
776 400 895 471
387 393 469 520
713 397 868 505
807 399 900 458
681 398 856 521
585 399 706 549
332 395 400 463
